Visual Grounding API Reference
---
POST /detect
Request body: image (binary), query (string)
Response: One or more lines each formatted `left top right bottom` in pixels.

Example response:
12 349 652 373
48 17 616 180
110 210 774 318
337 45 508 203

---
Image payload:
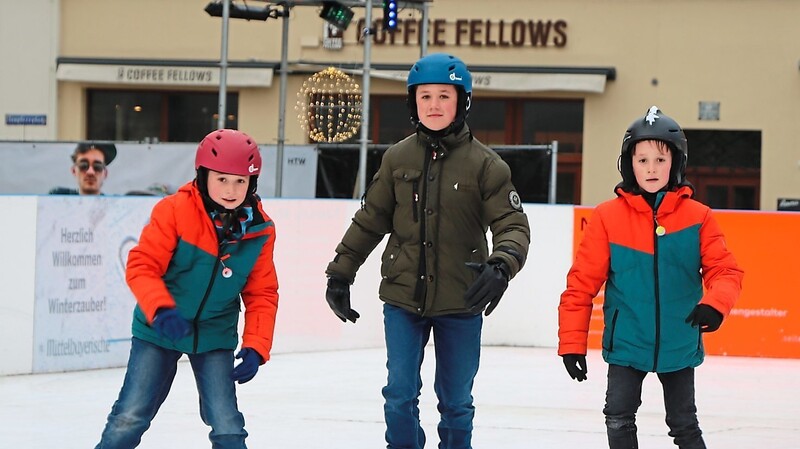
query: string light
296 67 362 143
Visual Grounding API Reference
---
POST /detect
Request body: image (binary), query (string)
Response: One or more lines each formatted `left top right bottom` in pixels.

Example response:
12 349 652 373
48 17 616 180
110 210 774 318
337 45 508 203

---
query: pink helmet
195 129 262 177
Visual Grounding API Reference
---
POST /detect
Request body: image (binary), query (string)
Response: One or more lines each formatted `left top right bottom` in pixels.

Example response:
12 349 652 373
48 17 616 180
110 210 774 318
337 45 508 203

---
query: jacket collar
416 124 472 155
615 185 694 213
179 181 271 237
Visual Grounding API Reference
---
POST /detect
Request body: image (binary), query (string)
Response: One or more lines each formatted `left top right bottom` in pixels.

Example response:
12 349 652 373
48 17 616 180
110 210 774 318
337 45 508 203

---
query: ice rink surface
1 346 798 448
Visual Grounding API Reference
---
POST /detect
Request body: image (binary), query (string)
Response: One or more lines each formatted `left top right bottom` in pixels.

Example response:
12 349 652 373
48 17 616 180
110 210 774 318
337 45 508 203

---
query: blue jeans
95 338 248 449
382 303 483 449
603 364 705 449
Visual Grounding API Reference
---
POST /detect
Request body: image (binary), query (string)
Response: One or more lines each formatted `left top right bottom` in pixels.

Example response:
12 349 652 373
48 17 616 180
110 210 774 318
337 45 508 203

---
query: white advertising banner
33 196 159 372
262 144 319 199
5 196 575 375
0 142 318 198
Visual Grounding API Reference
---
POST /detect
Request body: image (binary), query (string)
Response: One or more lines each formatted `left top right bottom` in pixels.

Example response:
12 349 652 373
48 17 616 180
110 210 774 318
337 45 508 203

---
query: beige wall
0 0 59 140
51 0 800 209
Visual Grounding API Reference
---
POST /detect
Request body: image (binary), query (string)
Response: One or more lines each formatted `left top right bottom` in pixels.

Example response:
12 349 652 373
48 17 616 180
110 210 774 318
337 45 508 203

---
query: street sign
5 114 47 126
777 198 800 211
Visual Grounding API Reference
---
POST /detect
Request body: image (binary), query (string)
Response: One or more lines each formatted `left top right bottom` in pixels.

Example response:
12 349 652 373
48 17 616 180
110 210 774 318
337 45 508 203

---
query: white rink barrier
0 196 570 375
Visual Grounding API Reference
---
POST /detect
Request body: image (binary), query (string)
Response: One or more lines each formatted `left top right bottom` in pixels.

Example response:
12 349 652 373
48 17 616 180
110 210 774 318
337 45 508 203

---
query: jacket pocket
602 308 620 352
381 243 402 281
393 168 423 223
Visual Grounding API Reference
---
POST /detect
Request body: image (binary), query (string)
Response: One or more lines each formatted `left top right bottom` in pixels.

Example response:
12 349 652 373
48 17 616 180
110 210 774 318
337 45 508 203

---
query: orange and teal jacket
558 186 743 373
126 181 279 361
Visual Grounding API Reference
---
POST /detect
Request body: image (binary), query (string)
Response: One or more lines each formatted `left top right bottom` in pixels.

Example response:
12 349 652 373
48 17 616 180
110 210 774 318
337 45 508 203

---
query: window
521 100 584 153
87 90 238 143
468 99 508 145
520 99 584 204
683 130 761 210
370 95 585 204
371 96 414 144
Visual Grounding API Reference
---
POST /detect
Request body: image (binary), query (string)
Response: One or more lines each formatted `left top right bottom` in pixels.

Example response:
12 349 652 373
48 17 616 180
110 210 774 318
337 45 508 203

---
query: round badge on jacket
508 191 523 211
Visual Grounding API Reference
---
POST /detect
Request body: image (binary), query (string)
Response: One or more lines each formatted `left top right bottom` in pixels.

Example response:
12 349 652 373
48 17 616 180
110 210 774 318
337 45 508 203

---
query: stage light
204 1 272 21
383 0 398 31
319 1 354 31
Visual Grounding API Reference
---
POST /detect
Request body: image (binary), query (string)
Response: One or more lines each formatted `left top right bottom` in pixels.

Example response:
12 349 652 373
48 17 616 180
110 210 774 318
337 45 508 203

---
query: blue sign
6 114 47 126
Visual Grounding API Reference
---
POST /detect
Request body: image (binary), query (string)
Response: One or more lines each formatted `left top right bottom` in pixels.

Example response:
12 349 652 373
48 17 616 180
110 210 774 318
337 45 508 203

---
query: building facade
3 0 800 209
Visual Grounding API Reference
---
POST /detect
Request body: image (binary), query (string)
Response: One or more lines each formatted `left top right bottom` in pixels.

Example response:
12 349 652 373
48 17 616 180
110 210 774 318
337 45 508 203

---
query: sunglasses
76 160 106 173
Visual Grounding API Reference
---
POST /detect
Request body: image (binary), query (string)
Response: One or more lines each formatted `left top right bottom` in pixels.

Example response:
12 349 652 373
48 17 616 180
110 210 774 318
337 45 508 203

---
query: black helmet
618 106 688 189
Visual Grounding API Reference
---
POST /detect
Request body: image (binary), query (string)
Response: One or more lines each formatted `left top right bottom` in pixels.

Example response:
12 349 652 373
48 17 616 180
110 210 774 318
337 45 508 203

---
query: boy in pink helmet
94 129 279 449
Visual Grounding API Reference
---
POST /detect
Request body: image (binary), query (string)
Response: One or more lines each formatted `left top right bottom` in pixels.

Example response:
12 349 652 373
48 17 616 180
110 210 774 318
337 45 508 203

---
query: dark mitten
463 261 509 316
151 308 191 341
231 348 263 384
325 276 360 323
562 354 588 382
685 304 723 333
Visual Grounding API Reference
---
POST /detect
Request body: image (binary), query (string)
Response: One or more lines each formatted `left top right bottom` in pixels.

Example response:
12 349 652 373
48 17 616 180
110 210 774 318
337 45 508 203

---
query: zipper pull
220 253 233 278
654 214 666 236
430 141 440 160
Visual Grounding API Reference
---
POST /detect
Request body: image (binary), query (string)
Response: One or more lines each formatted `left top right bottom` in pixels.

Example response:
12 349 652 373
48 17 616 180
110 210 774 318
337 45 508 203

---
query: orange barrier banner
573 207 800 359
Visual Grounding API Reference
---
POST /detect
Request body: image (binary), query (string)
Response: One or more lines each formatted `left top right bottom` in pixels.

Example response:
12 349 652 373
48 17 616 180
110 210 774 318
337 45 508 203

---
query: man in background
49 143 116 195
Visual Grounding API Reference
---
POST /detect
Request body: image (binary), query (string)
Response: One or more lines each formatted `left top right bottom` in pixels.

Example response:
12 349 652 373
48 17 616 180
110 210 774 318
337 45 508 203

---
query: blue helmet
407 53 472 94
407 53 473 133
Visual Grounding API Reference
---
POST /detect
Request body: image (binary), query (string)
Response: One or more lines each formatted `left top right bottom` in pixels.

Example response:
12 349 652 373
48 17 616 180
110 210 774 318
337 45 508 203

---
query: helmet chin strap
416 119 465 139
200 191 239 215
196 168 257 214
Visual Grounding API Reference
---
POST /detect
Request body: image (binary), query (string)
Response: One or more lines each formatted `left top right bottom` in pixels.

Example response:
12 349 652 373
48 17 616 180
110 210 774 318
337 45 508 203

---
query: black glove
685 304 723 333
325 276 360 323
231 348 262 384
463 261 509 316
562 354 588 382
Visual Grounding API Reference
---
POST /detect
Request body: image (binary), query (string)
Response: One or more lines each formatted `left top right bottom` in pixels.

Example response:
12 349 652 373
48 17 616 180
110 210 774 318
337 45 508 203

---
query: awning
369 69 608 94
292 62 614 94
56 61 273 88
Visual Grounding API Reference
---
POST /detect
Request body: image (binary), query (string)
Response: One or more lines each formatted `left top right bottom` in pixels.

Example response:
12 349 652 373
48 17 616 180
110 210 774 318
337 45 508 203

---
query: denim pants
382 303 483 449
603 364 705 449
95 337 248 449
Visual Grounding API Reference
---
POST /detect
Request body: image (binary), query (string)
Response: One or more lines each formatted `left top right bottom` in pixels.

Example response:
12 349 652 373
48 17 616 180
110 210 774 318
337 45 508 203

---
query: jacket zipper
413 144 435 313
652 210 661 372
192 242 227 352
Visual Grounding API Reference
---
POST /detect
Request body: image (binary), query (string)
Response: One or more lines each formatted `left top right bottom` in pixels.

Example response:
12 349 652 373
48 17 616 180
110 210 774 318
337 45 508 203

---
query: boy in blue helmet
325 53 530 448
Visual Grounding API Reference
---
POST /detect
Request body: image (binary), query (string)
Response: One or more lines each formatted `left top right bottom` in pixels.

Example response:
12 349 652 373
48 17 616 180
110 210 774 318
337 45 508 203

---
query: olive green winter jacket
326 125 530 316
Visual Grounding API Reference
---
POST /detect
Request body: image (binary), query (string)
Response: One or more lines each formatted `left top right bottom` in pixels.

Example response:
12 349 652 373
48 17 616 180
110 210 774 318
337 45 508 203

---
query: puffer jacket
326 125 530 316
558 186 743 372
127 181 279 360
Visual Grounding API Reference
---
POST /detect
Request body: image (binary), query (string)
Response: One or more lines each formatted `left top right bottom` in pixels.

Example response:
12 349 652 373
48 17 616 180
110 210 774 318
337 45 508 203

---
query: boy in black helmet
558 106 744 449
325 53 530 449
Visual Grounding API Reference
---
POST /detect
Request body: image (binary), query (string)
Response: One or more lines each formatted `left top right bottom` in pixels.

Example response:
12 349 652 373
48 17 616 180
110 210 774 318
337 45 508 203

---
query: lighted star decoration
296 67 363 143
